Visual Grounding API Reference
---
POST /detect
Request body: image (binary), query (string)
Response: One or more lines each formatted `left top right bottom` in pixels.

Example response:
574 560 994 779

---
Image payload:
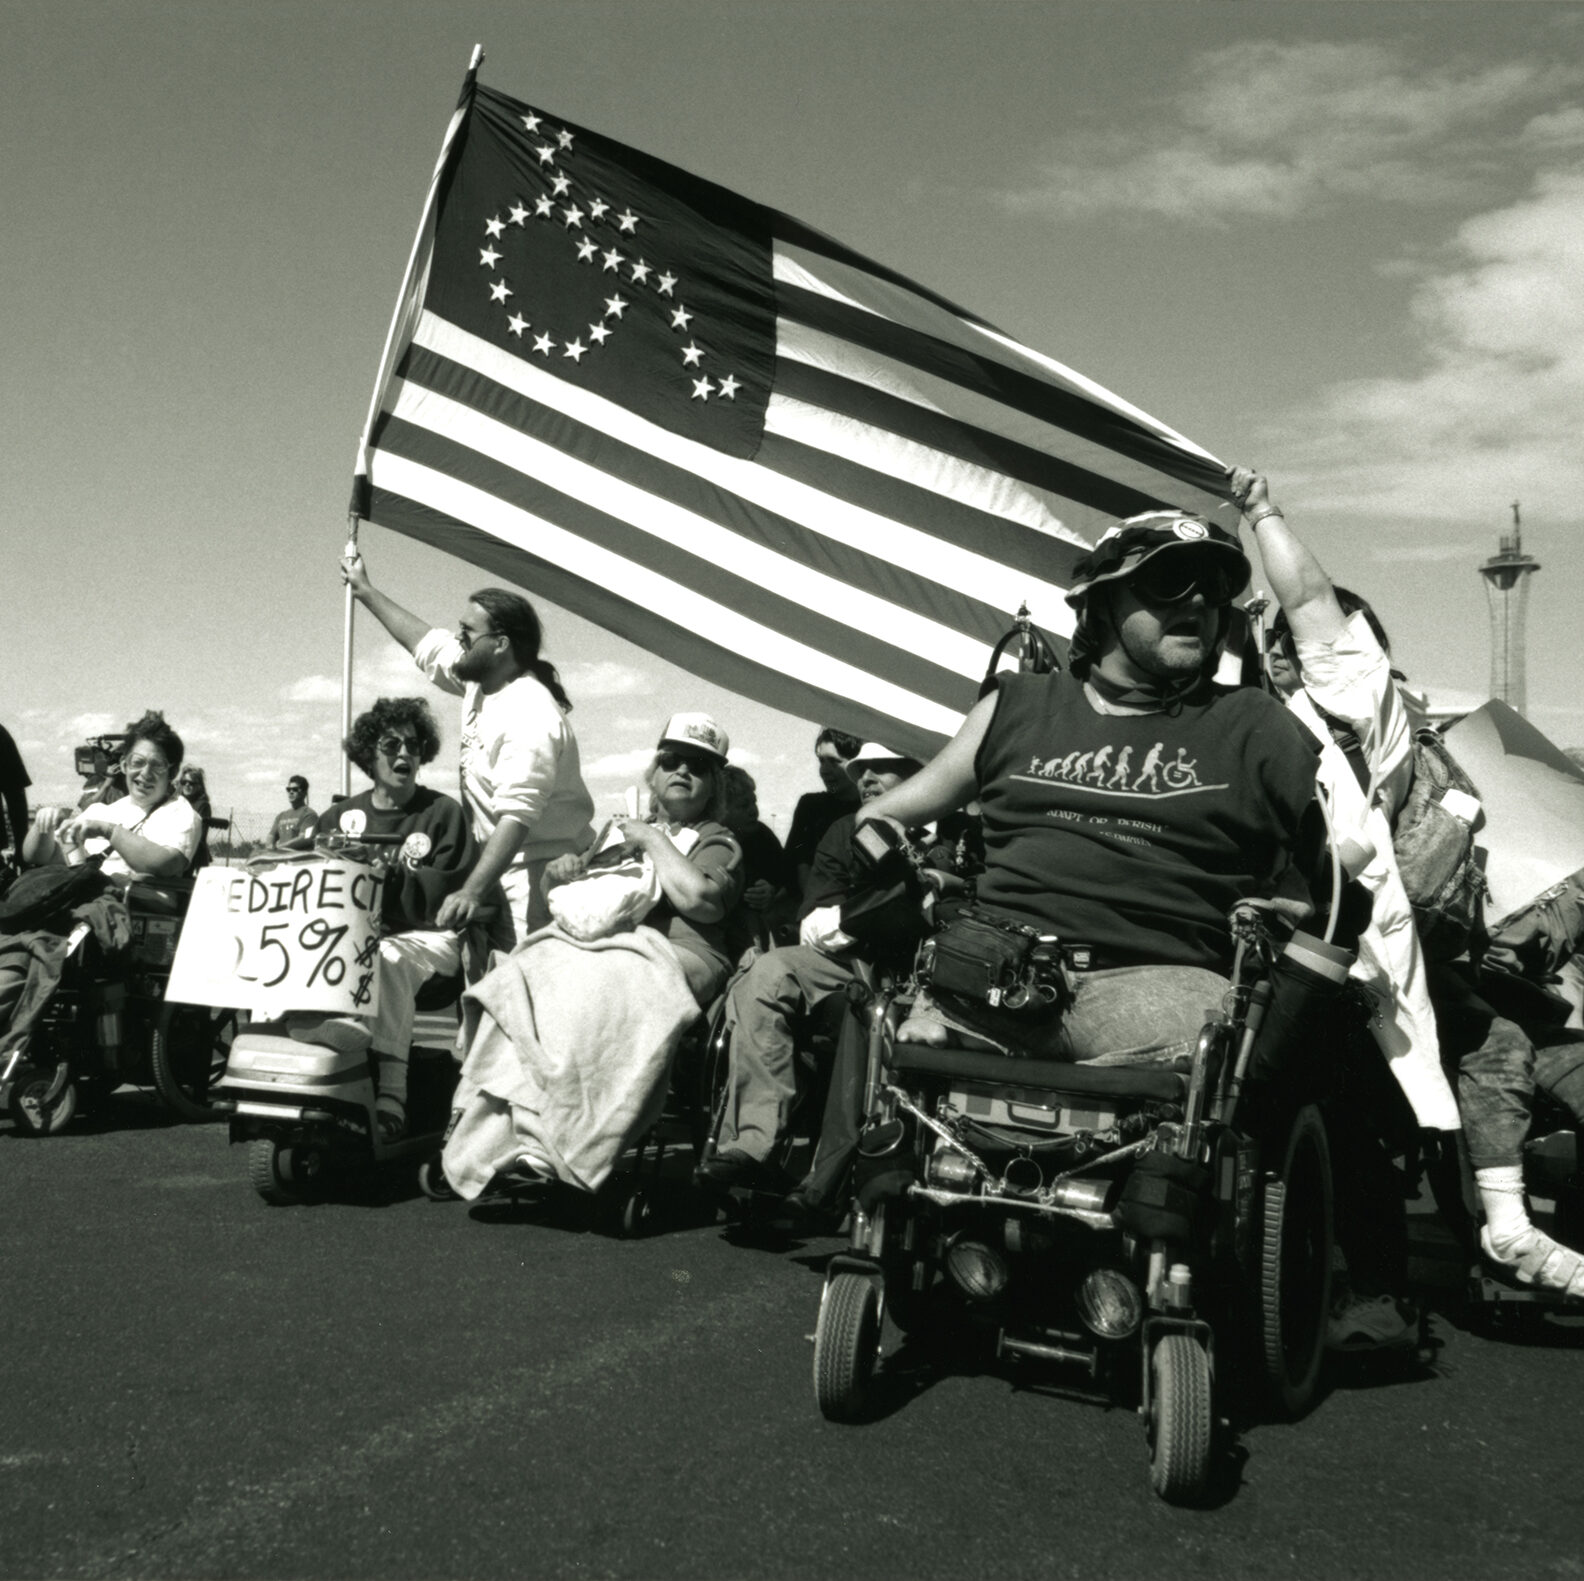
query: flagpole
342 42 485 800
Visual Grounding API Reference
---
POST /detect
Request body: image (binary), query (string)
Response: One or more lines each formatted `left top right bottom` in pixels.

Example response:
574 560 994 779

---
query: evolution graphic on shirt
1017 742 1229 798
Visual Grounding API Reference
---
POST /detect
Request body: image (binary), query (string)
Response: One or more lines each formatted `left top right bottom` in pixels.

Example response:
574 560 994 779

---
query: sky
6 0 1583 841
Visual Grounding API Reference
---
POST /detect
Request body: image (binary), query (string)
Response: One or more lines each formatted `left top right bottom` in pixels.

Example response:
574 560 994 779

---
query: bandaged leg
1477 1164 1584 1297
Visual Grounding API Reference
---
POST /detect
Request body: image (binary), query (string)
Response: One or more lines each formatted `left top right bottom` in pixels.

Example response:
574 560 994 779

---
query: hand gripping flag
353 71 1236 758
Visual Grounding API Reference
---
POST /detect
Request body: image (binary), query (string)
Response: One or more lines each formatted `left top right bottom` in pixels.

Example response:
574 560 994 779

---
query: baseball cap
843 742 920 784
656 712 729 764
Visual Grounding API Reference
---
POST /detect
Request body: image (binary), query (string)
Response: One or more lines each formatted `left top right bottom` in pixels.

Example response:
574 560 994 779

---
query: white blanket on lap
442 924 700 1198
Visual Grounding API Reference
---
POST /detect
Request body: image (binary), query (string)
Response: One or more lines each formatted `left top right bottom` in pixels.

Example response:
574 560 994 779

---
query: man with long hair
342 552 594 947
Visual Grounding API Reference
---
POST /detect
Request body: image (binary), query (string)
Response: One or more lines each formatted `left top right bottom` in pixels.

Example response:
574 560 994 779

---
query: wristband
1246 504 1285 528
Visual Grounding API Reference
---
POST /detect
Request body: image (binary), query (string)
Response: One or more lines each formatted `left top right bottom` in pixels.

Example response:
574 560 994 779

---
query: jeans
1534 1028 1584 1127
1431 962 1535 1171
917 964 1229 1065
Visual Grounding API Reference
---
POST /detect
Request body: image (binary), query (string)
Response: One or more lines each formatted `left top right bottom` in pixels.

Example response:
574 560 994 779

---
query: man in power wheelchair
808 512 1341 1503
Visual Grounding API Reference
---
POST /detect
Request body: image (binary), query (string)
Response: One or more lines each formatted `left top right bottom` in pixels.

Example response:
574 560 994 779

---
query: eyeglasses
457 623 503 651
657 751 713 775
287 783 306 793
1129 551 1234 608
124 755 171 776
377 734 422 758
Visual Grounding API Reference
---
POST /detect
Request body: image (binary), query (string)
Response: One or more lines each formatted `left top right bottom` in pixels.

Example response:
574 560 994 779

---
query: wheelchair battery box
131 915 180 969
950 1082 1116 1137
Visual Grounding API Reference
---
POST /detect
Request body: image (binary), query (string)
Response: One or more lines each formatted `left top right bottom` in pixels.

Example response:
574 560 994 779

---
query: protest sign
165 857 384 1017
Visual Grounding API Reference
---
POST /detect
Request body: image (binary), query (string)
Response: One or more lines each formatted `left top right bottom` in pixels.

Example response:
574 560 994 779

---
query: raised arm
1232 469 1346 647
341 548 432 656
857 693 995 831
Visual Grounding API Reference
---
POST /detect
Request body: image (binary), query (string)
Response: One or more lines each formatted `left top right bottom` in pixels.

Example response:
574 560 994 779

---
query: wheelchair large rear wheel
1256 1103 1334 1418
814 1272 882 1422
151 1003 240 1122
1148 1333 1213 1504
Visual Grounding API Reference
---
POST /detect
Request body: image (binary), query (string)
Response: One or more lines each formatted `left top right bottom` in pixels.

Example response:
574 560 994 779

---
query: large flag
354 69 1235 758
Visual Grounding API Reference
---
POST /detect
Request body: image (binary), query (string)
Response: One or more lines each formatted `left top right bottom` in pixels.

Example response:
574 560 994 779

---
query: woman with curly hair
306 697 475 1140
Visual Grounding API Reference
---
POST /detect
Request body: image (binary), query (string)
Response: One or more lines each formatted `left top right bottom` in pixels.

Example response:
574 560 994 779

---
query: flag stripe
367 452 969 746
408 312 1079 625
752 427 1084 620
776 280 1230 498
774 315 1224 518
375 406 987 708
773 239 1215 456
771 215 1003 330
773 356 1173 525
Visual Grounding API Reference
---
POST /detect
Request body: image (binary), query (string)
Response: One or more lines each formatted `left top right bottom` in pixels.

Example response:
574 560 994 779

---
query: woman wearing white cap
441 713 745 1198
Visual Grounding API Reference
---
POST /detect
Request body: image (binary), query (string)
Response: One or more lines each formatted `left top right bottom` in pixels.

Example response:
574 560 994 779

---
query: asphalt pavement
4 1093 1584 1581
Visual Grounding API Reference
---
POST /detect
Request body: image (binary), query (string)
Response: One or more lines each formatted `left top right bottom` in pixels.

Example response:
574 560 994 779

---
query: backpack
1391 728 1485 962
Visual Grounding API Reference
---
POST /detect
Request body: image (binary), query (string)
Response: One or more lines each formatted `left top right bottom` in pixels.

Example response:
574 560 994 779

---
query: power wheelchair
812 901 1339 1505
1 871 237 1134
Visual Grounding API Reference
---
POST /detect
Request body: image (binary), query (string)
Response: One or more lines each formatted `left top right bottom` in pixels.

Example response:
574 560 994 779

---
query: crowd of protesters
5 473 1584 1344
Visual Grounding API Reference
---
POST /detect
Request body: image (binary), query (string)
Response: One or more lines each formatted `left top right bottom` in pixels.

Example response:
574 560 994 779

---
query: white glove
799 903 856 955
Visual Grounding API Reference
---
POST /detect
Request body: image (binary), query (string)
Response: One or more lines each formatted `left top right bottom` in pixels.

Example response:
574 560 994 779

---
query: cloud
583 747 658 781
1000 42 1582 222
283 646 420 706
562 660 656 699
282 675 340 704
1274 164 1584 524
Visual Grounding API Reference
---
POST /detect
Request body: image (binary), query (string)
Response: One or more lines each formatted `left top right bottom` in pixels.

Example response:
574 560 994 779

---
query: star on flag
453 97 759 422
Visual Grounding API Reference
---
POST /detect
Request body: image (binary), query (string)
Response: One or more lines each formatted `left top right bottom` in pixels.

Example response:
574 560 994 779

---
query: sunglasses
1130 551 1234 608
377 735 422 758
124 755 171 776
456 623 502 651
657 751 713 775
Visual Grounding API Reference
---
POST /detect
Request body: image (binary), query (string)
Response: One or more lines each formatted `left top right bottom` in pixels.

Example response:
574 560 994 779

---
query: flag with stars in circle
354 71 1235 760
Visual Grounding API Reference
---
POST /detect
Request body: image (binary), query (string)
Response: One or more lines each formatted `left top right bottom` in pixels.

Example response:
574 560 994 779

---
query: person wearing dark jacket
701 743 947 1200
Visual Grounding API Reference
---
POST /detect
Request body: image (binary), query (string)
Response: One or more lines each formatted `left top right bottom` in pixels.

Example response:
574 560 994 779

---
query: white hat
657 712 729 764
844 742 918 784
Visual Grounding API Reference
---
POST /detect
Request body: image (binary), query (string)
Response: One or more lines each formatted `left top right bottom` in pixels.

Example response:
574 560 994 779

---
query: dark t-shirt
973 672 1318 972
734 819 793 894
269 805 319 846
786 789 860 875
321 787 475 933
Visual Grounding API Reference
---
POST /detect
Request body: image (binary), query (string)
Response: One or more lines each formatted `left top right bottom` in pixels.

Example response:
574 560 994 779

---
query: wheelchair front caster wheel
10 1070 78 1136
248 1138 326 1206
418 1157 457 1201
1148 1334 1213 1504
814 1272 882 1422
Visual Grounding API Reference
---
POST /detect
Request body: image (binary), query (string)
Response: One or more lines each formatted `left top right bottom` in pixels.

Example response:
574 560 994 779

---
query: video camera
72 729 131 779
